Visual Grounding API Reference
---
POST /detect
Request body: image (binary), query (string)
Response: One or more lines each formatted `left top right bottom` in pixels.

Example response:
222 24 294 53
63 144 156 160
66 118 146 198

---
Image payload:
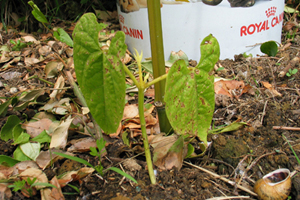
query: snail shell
254 168 291 200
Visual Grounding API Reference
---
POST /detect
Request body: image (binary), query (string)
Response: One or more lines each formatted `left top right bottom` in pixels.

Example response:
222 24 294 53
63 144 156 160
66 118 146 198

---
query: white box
117 0 284 61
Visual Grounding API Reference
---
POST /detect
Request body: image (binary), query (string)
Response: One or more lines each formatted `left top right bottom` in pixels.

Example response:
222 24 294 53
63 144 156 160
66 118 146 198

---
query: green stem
147 0 166 102
123 64 140 87
147 0 172 134
138 88 156 184
145 73 167 89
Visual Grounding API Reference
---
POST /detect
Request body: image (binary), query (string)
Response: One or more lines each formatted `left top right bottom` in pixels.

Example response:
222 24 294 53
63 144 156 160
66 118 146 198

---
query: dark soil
1 6 300 200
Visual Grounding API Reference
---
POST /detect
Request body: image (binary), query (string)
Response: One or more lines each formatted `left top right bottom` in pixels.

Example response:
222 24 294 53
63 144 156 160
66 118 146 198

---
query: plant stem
147 0 165 102
147 0 172 134
138 87 156 184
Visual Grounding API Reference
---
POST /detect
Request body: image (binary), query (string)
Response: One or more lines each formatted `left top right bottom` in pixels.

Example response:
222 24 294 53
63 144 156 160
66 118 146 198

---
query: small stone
10 87 18 94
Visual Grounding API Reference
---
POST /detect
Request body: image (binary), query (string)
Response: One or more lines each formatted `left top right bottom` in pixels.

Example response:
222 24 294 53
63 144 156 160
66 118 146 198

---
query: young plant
8 177 56 197
27 1 73 47
10 39 32 51
72 13 220 184
53 138 137 184
286 68 298 78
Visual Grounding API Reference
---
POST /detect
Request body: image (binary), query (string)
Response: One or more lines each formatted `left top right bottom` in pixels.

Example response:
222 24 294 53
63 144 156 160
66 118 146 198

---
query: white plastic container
117 0 284 61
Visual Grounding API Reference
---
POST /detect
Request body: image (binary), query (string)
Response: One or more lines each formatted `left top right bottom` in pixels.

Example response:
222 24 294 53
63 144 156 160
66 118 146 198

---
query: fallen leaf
36 150 73 170
261 81 282 97
151 134 187 170
67 137 97 152
11 161 39 176
22 118 53 138
58 167 95 187
0 184 12 200
214 79 245 98
123 104 139 120
49 76 65 100
50 116 74 149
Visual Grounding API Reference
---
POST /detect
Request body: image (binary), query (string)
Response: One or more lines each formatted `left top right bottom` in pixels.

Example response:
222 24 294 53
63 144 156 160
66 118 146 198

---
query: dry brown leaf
49 75 65 100
58 167 95 187
24 57 40 66
50 116 74 149
22 118 53 138
67 137 97 152
36 150 73 170
11 161 39 176
19 168 48 190
123 104 139 120
261 81 282 97
0 184 12 200
151 134 186 170
214 79 245 98
38 45 52 56
42 176 64 200
0 166 13 179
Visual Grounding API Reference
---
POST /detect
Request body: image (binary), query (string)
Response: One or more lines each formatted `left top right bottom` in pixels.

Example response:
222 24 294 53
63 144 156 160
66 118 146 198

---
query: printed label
240 7 284 37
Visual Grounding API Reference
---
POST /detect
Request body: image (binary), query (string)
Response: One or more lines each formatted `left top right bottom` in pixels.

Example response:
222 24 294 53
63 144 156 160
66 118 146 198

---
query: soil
1 7 300 200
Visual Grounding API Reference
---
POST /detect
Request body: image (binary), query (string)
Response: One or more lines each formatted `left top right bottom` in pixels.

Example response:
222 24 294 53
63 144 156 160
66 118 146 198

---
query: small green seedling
10 39 32 51
54 138 138 184
286 68 298 77
8 177 56 197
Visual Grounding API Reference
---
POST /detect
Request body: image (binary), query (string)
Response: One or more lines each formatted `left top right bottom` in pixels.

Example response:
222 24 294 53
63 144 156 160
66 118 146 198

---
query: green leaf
0 99 11 117
197 34 220 72
31 130 51 144
28 1 49 24
53 28 73 47
260 41 278 57
13 124 23 141
53 152 94 168
20 142 41 161
13 132 31 145
209 121 247 134
73 13 126 133
14 146 31 161
0 155 20 167
165 51 189 67
165 35 219 144
0 115 21 141
108 167 138 184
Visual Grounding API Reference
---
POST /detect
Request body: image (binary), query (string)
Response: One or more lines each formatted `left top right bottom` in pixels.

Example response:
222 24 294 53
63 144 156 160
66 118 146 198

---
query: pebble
10 87 18 94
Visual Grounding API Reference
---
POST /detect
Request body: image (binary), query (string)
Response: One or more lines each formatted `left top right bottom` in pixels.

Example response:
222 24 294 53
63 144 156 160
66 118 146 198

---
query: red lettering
247 24 255 35
241 26 247 36
129 28 136 38
266 20 270 30
260 21 266 32
279 12 284 23
121 25 143 39
271 16 279 27
136 29 143 40
255 22 262 33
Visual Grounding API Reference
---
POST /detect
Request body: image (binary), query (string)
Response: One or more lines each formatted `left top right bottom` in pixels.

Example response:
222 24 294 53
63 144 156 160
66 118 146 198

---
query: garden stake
147 0 172 134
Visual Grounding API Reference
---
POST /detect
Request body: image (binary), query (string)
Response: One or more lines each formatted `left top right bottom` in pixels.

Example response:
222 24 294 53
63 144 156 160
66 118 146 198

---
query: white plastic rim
117 0 284 61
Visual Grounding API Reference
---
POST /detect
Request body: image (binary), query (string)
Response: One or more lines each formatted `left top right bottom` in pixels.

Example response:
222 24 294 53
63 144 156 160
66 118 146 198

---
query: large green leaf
165 35 220 144
28 1 49 24
73 13 126 133
197 34 220 73
0 115 21 141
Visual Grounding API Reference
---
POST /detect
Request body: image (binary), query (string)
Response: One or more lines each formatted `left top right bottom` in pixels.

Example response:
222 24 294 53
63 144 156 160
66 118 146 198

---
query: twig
206 197 252 200
183 161 257 197
261 100 268 124
273 126 300 131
